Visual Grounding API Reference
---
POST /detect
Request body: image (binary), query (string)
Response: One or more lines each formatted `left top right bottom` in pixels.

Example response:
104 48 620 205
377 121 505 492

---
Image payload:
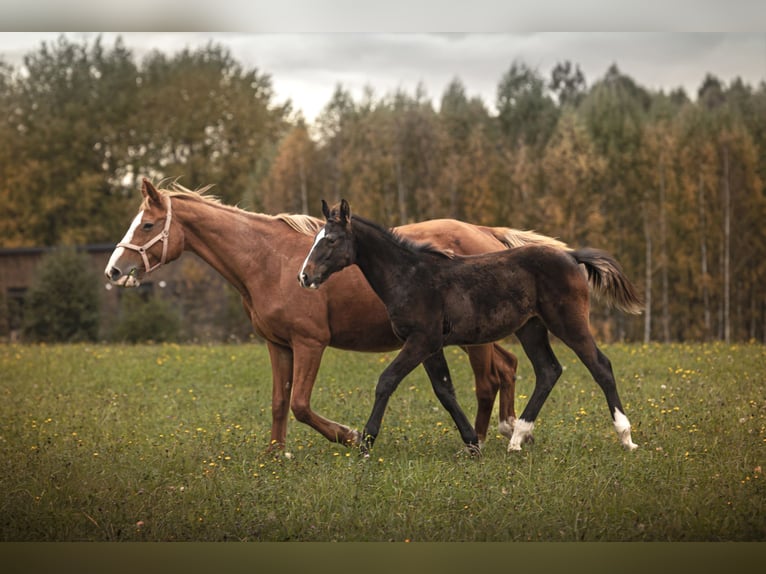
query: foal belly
448 309 525 346
445 285 533 346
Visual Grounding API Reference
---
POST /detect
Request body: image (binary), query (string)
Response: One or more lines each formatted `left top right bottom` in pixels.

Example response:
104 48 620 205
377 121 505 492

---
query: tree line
1 35 764 343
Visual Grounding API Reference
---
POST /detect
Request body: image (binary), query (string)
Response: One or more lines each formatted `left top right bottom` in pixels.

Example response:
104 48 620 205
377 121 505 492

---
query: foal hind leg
508 318 563 451
424 350 480 454
547 311 638 450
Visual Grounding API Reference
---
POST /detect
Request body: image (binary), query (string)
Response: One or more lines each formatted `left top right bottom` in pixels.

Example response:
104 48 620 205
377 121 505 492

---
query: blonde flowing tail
482 226 571 251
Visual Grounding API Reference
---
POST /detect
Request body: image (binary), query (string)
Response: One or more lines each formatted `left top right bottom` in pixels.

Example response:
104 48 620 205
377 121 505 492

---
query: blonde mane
144 180 324 236
274 213 325 236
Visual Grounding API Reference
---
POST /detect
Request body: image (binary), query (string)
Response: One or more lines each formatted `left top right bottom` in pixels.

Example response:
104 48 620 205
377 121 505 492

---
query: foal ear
141 178 162 206
339 199 351 223
321 199 331 220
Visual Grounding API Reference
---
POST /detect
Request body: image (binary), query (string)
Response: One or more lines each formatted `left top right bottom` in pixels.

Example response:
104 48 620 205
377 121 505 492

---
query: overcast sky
2 2 765 123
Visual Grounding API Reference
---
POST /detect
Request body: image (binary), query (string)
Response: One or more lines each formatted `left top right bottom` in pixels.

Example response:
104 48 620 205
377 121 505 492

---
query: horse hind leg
491 343 518 439
465 343 517 446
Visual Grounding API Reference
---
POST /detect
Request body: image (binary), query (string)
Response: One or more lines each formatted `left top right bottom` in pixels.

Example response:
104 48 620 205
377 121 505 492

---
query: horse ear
340 199 351 223
321 199 331 220
141 178 162 205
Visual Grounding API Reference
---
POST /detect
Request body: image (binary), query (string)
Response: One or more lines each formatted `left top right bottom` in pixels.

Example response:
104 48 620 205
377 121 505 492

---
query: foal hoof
463 443 482 458
359 441 372 459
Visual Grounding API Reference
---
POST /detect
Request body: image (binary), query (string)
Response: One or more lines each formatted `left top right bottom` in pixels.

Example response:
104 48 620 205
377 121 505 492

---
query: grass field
0 341 763 541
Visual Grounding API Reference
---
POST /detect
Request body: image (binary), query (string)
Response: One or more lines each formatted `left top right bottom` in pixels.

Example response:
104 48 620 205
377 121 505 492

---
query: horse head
298 199 355 289
104 179 184 287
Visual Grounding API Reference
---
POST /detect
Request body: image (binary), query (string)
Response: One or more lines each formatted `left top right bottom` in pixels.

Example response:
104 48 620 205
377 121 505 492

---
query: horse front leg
361 335 431 455
266 341 294 450
289 340 361 447
423 350 480 454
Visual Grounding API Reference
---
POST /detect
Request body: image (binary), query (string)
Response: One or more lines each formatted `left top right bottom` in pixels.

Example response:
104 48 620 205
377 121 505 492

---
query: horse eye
141 222 155 231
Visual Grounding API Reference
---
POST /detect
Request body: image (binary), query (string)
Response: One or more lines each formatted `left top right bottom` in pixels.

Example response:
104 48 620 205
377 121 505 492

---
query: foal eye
141 222 155 231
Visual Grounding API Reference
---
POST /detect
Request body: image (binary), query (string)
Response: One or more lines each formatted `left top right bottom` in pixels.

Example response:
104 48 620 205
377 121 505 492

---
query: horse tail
570 248 644 315
483 226 571 251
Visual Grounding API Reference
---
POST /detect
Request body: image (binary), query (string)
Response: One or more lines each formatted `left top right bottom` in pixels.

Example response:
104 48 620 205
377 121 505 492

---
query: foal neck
351 216 441 301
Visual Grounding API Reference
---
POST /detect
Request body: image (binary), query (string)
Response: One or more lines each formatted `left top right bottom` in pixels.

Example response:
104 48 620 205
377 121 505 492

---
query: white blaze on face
105 210 143 285
299 228 326 288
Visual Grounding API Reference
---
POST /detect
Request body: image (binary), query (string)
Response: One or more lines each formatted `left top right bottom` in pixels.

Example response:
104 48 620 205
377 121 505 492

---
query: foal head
298 199 355 289
105 179 184 287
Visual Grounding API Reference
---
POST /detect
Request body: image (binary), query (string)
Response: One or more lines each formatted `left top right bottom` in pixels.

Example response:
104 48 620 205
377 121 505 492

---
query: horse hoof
345 429 361 447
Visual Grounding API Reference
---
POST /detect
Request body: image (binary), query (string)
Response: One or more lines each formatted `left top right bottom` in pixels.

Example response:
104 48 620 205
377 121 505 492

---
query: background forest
1 35 764 343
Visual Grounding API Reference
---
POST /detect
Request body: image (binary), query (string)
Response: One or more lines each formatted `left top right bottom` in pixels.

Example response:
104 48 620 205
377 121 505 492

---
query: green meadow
1 342 763 541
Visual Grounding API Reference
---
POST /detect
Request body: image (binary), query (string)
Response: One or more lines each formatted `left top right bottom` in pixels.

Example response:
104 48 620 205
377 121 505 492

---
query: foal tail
570 248 644 315
486 226 643 314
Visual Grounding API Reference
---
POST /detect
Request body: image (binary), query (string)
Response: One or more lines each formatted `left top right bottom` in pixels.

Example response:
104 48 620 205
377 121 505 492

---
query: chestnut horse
105 179 566 449
299 200 643 454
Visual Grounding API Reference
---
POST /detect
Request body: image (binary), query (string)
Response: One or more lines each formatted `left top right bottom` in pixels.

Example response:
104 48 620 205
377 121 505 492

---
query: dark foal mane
351 215 454 260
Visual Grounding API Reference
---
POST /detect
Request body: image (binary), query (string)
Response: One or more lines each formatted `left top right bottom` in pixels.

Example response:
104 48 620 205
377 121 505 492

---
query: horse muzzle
105 264 142 287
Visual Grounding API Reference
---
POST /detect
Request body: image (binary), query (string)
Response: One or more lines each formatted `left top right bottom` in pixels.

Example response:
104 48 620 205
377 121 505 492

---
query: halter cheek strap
117 197 173 274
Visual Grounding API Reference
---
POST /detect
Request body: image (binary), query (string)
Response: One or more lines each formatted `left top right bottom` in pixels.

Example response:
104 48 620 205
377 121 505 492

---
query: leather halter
117 196 173 274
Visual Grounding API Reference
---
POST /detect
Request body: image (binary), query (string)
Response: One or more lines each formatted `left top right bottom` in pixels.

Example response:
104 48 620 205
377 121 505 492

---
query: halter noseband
117 196 173 274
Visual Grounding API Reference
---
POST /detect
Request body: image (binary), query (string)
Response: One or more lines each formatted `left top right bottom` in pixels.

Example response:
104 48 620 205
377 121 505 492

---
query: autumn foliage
1 36 764 342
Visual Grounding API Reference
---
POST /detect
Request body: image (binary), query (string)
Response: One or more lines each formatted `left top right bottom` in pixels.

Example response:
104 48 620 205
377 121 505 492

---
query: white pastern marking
612 408 631 433
299 228 326 284
613 407 638 450
106 210 143 275
508 418 534 452
498 416 515 439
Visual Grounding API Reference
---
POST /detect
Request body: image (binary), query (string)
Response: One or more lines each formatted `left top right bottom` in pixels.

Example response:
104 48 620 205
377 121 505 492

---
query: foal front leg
361 336 430 456
423 350 480 454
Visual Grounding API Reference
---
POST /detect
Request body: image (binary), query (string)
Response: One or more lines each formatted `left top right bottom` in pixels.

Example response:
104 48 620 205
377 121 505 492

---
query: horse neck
352 218 421 304
172 197 279 295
